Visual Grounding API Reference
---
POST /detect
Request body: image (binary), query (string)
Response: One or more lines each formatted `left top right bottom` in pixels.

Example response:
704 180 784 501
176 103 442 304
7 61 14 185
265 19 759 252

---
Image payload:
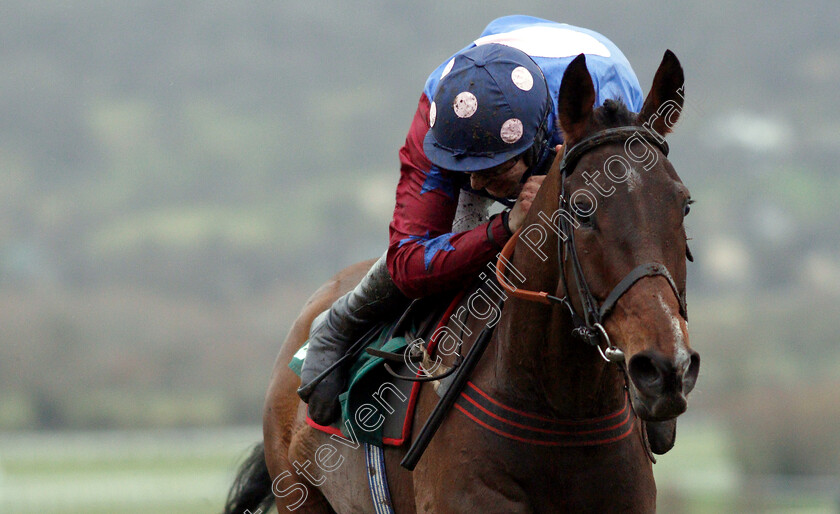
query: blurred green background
2 1 838 512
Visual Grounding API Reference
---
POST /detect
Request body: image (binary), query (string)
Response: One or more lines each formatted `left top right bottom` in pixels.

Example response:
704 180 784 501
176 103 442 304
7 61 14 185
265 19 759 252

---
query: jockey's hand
508 174 546 232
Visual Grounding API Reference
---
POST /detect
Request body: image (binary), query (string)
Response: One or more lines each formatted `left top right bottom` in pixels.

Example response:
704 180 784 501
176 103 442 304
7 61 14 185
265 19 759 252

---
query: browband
559 126 669 177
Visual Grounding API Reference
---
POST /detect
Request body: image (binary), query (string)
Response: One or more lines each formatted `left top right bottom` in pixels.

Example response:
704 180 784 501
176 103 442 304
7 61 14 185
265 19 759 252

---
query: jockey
299 15 644 425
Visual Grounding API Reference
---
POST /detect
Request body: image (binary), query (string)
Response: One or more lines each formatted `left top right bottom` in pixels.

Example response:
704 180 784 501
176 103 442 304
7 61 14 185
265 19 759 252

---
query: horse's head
555 51 699 424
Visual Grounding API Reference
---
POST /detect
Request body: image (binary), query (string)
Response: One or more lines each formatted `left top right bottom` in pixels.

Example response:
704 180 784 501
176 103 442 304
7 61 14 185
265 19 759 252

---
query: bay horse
225 50 699 513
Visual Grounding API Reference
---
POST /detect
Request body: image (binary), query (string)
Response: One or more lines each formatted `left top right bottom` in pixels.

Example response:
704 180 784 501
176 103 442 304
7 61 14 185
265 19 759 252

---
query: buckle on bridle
569 322 623 362
593 323 625 363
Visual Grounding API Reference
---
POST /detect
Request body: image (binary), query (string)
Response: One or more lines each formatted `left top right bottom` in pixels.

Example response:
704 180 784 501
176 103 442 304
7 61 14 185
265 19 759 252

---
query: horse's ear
558 54 595 143
638 50 685 138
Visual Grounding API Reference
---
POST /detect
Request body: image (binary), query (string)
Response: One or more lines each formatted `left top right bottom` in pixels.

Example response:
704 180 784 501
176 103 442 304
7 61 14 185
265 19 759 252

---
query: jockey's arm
386 93 513 299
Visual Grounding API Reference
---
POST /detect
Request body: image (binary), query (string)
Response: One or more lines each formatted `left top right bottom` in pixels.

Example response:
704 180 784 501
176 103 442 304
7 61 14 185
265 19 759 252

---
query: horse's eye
573 201 595 226
684 199 694 217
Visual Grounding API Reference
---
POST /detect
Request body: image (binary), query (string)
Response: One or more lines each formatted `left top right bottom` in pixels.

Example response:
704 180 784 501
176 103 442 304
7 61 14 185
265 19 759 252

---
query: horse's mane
592 99 636 129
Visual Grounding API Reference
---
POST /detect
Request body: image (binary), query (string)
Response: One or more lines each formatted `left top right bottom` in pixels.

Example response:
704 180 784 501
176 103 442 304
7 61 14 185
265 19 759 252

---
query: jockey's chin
484 180 522 199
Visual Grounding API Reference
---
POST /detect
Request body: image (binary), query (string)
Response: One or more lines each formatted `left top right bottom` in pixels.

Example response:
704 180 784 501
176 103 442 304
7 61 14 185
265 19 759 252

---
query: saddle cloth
289 294 456 447
289 325 412 446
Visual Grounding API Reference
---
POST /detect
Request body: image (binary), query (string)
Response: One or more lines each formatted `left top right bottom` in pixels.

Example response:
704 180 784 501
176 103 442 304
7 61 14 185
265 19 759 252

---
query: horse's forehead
624 166 643 192
574 149 673 194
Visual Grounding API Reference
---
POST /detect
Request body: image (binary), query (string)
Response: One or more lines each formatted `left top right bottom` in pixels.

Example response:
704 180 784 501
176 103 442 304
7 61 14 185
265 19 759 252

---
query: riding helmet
424 43 551 173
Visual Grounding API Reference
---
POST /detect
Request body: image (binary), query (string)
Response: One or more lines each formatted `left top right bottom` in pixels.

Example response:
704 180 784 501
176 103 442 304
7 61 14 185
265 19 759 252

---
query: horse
225 49 699 513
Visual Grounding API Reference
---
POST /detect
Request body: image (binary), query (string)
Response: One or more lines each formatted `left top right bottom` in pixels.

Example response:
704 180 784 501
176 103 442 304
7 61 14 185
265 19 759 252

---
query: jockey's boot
298 253 408 425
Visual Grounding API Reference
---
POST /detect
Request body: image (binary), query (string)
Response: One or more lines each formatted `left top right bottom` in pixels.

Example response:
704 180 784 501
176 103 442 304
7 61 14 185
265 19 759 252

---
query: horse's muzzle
627 349 700 420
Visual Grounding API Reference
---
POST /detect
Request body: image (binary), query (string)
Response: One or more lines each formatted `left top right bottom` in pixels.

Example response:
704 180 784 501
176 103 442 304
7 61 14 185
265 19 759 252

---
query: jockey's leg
297 252 407 425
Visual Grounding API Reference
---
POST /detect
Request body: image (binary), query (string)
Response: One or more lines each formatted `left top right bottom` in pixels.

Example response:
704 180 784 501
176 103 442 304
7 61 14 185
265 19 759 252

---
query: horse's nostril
684 352 700 394
628 353 663 394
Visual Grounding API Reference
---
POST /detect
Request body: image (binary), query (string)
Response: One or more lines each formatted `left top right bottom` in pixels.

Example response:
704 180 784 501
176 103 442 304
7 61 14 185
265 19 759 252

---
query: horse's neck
482 297 625 418
476 169 626 419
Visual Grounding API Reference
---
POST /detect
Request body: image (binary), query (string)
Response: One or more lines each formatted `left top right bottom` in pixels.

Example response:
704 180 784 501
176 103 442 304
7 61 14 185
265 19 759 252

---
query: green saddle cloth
289 322 410 446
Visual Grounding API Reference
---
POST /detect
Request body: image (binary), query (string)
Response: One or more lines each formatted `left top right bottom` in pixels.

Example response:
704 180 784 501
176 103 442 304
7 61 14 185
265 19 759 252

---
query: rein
495 126 688 362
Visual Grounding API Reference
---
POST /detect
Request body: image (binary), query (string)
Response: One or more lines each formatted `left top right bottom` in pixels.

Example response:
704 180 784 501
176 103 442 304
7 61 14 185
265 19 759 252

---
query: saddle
289 292 457 447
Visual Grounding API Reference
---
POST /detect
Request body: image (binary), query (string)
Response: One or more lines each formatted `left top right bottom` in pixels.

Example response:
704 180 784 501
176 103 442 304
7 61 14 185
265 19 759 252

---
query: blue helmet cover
423 44 551 173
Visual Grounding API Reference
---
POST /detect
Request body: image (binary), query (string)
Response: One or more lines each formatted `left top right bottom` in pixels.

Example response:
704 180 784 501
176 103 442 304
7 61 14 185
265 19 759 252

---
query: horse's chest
418 443 656 513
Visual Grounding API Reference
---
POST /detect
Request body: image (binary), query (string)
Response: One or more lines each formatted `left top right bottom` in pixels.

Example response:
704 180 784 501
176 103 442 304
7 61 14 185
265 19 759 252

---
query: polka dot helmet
424 43 551 173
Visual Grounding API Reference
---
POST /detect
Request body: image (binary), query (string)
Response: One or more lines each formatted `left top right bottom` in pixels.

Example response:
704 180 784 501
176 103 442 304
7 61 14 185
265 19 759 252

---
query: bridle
401 127 686 468
496 126 688 363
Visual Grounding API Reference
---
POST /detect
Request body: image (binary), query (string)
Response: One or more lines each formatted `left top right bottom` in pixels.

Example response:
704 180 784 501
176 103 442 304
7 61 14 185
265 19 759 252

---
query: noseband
496 126 688 362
